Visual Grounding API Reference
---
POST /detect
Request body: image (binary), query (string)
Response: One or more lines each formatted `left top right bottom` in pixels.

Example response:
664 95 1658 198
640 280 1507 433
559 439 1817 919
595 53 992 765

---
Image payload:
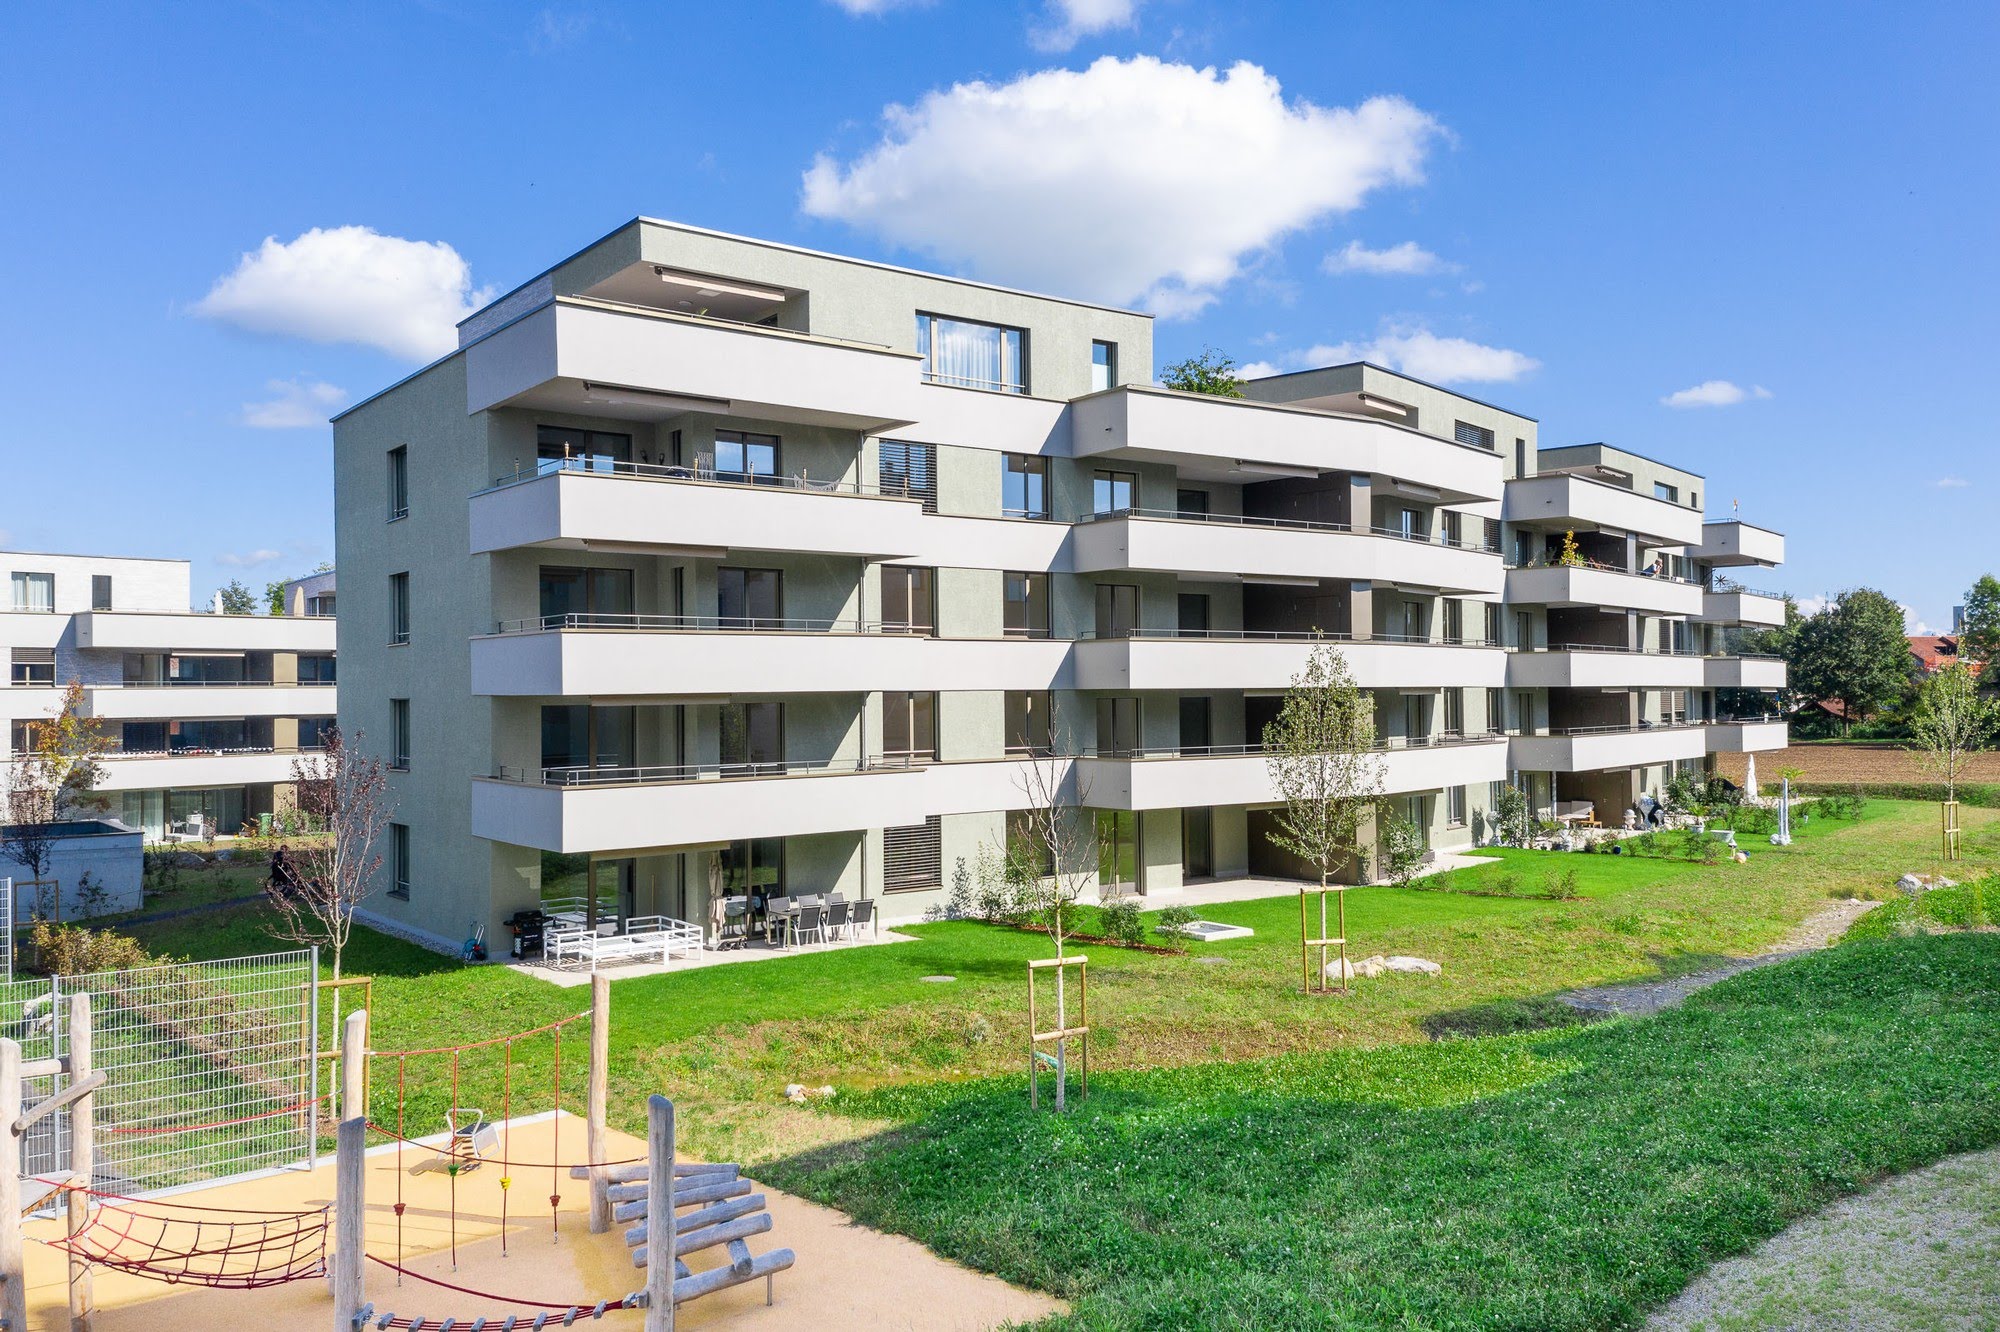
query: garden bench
548 915 704 971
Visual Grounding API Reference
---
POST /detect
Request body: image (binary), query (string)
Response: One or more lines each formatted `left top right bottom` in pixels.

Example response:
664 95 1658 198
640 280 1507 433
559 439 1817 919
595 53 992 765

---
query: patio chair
717 897 750 950
824 900 850 941
792 904 826 946
848 898 876 939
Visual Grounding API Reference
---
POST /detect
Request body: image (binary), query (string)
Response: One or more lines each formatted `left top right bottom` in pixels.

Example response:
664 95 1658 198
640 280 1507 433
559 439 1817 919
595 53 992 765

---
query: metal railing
1076 506 1500 551
1707 583 1788 600
484 455 893 497
1505 556 1701 584
97 679 335 688
492 612 881 635
1080 627 1498 647
920 369 1027 394
1086 732 1505 761
1526 641 1704 656
1533 720 1709 737
497 756 877 787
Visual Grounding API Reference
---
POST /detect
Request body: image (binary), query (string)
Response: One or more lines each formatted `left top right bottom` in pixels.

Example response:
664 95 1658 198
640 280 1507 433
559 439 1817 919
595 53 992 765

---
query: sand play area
19 1112 1060 1331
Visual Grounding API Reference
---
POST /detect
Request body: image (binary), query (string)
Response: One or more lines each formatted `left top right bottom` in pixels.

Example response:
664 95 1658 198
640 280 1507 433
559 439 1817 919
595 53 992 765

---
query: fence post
332 1117 365 1332
67 992 95 1332
587 974 610 1234
341 1010 368 1123
0 1037 24 1332
308 948 321 1170
645 1095 675 1332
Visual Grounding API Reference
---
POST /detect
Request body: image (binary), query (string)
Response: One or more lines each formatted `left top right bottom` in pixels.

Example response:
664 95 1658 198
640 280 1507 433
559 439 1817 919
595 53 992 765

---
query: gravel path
1557 898 1878 1017
1645 1145 2000 1330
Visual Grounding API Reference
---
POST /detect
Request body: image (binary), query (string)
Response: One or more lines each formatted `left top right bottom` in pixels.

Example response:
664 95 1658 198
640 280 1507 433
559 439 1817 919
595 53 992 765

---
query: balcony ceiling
493 375 913 434
580 263 793 324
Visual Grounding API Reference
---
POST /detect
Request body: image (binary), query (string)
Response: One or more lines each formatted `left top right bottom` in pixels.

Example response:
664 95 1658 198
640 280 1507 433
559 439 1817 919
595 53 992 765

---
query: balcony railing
1505 556 1701 585
1077 506 1501 551
97 679 337 688
1523 641 1704 657
484 456 891 498
1078 627 1498 647
1706 579 1788 599
497 757 874 787
492 612 886 636
1087 732 1505 760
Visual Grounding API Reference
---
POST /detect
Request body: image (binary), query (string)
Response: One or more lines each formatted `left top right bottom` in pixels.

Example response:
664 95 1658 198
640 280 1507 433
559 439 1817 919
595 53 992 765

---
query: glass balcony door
539 566 635 627
717 567 783 629
720 701 783 774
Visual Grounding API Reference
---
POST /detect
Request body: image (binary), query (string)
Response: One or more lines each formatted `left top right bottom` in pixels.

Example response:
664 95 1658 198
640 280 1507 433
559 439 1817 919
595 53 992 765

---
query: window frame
387 445 409 521
390 698 411 770
389 823 411 900
388 572 410 646
1000 453 1049 519
915 312 1028 394
1090 340 1117 393
1003 571 1051 639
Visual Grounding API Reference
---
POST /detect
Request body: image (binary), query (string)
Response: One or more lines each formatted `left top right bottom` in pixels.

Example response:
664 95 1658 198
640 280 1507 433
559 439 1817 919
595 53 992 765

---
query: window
883 691 937 761
1443 688 1464 737
1398 599 1424 641
881 566 936 636
1446 785 1467 828
717 567 783 629
1440 511 1462 546
1177 593 1210 636
1653 481 1679 503
916 313 1026 393
1005 691 1052 755
1178 696 1211 754
1096 809 1140 890
1516 691 1535 734
540 566 636 626
1095 696 1140 758
543 704 637 773
719 701 782 773
9 649 53 687
389 824 410 900
878 439 937 512
306 592 336 618
1091 340 1117 393
1176 488 1210 517
1403 694 1429 745
1183 806 1214 879
1486 687 1504 736
1515 611 1533 650
1484 602 1502 646
1003 572 1050 638
1000 453 1047 519
299 716 335 750
536 425 631 473
387 446 409 521
720 838 784 897
883 816 943 891
1482 516 1502 552
1094 584 1139 639
714 430 779 484
388 573 410 645
10 572 53 614
91 574 113 611
390 699 410 770
1442 599 1463 644
1454 421 1496 450
299 654 337 684
1008 809 1055 877
1091 470 1136 514
1395 507 1425 540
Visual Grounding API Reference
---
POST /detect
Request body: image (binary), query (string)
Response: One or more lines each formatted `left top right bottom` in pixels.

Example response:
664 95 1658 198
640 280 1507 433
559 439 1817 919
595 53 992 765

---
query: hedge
1794 781 2000 809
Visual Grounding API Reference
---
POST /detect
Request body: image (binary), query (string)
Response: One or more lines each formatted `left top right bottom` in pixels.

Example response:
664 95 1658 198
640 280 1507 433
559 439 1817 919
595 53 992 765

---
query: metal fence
0 878 11 982
0 948 318 1194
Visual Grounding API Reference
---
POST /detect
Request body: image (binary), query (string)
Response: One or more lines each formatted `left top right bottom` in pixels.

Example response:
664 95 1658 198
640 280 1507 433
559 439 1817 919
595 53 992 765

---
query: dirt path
1646 1144 2000 1330
1557 898 1878 1017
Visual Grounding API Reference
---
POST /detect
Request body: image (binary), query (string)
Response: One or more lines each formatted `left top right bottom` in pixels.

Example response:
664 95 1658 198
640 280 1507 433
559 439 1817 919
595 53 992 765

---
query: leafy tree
213 579 257 615
1960 574 2000 668
265 579 288 616
1159 347 1246 398
1910 663 1998 858
270 728 394 992
1263 643 1384 992
2 682 113 914
1787 588 1912 727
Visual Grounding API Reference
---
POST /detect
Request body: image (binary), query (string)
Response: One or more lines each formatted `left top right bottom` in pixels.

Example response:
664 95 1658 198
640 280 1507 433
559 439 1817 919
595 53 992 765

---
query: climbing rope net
42 1183 328 1289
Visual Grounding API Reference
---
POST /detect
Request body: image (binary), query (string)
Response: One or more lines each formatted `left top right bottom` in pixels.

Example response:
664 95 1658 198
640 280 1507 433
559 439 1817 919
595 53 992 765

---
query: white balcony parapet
1503 473 1705 547
1508 723 1710 773
1072 509 1502 594
1080 736 1510 810
1505 564 1706 616
1505 645 1706 690
1688 521 1785 568
80 683 338 722
1703 656 1788 690
73 611 336 654
1070 384 1505 503
1699 586 1788 627
95 748 312 791
1705 718 1789 753
1075 632 1504 692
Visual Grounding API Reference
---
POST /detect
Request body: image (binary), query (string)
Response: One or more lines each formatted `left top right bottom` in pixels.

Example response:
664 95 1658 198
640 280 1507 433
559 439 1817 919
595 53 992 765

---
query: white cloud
240 377 348 429
215 549 285 569
1245 326 1538 385
1660 379 1772 409
1029 0 1139 52
1321 239 1451 276
1903 604 1931 634
1794 595 1830 618
196 226 495 362
1934 476 1971 489
802 57 1443 317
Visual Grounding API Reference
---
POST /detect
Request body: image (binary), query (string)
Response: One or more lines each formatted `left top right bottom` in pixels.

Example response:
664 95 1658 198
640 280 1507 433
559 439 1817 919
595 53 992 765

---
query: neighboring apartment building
332 217 1787 949
1 553 337 839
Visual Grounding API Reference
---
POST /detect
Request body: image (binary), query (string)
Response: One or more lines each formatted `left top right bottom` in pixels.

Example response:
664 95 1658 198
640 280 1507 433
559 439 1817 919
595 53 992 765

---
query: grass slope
770 935 2000 1331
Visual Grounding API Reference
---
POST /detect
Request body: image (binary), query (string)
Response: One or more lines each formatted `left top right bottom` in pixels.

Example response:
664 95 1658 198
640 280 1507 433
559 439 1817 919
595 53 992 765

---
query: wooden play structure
1026 955 1089 1110
1301 882 1351 995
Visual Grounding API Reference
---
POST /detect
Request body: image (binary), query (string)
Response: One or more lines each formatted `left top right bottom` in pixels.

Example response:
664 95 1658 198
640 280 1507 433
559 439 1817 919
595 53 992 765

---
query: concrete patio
507 926 921 987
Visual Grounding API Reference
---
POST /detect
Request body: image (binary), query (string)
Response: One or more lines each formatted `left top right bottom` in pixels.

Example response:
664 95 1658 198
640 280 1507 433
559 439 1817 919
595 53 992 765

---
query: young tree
1262 643 1384 993
1011 704 1094 1110
264 579 288 616
1787 588 1912 726
1959 574 2000 669
269 728 394 991
1159 347 1246 398
213 580 257 615
1910 661 1998 858
2 683 113 912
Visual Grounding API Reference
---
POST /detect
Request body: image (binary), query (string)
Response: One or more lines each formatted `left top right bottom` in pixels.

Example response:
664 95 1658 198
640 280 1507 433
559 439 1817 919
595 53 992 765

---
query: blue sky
2 1 1993 626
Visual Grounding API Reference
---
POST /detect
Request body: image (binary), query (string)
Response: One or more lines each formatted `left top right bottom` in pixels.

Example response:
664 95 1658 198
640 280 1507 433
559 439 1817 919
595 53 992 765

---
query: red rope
47 1194 329 1289
363 1252 634 1316
37 1179 325 1218
394 1056 406 1288
550 1028 562 1239
357 1122 644 1171
370 1012 587 1059
500 1039 512 1257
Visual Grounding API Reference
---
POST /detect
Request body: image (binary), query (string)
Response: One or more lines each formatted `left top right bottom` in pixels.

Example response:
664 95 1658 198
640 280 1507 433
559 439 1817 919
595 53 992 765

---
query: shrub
1542 868 1581 901
1378 812 1429 888
1154 905 1197 953
1696 836 1726 866
1097 898 1146 947
29 921 157 976
1845 875 1998 939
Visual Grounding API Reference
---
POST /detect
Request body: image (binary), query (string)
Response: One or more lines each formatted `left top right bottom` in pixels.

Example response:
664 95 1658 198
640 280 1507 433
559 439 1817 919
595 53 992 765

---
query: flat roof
1542 441 1707 480
1243 360 1539 423
0 549 189 566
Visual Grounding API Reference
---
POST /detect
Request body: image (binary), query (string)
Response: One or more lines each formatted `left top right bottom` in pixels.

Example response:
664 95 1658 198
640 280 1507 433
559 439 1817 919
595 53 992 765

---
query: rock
782 1083 807 1103
1897 874 1958 896
817 1086 835 1098
1324 954 1440 981
1383 955 1442 975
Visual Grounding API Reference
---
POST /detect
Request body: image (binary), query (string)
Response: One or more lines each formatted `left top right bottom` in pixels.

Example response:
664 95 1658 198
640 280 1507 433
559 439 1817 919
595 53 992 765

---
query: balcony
1506 645 1705 690
1505 563 1705 616
1074 631 1504 692
1069 385 1505 502
472 616 1072 697
471 760 928 854
82 683 337 721
1071 510 1502 594
1508 723 1710 773
73 611 336 654
1705 718 1789 753
95 748 309 791
1079 736 1510 810
1504 474 1705 546
1699 586 1787 627
1689 521 1785 568
1703 656 1788 690
463 297 926 433
469 463 928 559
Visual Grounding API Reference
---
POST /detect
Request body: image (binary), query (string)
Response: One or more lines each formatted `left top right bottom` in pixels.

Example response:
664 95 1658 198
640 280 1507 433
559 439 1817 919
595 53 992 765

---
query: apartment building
331 218 1787 949
1 553 337 839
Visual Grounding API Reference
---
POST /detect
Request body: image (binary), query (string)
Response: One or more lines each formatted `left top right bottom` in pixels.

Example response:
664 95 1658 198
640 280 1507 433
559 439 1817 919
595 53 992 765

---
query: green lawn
767 934 2000 1331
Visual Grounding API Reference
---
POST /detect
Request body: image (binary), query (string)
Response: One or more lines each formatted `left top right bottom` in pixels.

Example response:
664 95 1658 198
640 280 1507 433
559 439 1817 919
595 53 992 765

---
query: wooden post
332 1117 365 1332
67 993 95 1332
0 1037 24 1332
644 1095 675 1332
340 1009 368 1123
587 974 611 1234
